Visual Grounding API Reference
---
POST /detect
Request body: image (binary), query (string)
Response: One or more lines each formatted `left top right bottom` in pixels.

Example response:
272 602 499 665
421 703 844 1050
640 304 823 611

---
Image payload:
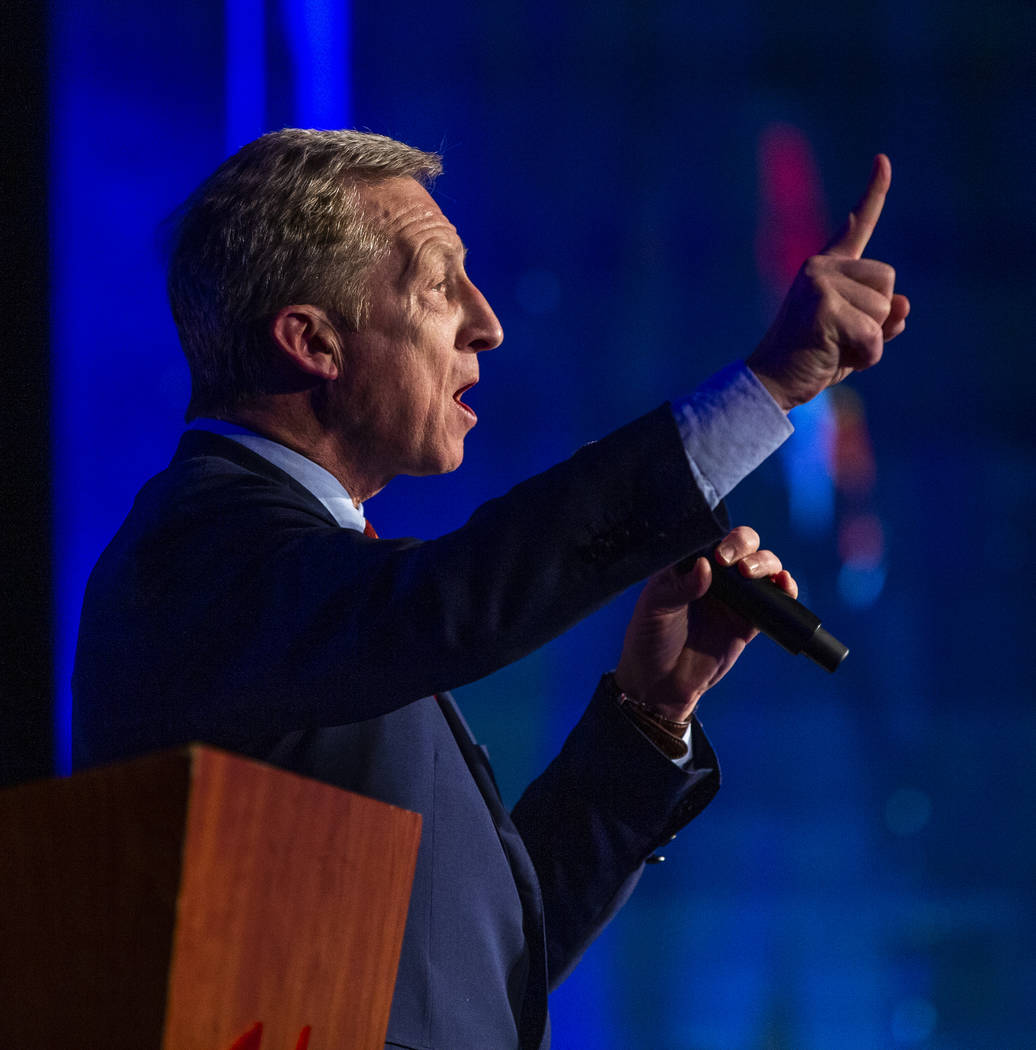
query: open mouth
453 381 478 419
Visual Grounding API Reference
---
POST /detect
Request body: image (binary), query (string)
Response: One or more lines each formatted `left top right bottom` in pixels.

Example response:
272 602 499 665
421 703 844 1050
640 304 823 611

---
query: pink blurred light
838 512 885 569
830 389 878 496
755 123 829 290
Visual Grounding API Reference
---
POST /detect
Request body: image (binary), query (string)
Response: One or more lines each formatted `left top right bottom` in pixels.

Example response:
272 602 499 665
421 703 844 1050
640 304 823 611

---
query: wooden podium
0 746 422 1050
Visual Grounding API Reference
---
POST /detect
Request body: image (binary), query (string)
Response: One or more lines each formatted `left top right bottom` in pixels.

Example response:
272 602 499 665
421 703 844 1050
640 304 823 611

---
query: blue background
39 0 1036 1046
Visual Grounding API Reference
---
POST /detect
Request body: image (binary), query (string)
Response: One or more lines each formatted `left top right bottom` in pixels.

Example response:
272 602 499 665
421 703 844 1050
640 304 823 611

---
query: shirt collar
190 418 368 533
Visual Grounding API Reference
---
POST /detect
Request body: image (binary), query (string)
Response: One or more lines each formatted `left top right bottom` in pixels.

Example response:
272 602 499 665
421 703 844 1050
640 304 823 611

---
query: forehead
356 177 463 255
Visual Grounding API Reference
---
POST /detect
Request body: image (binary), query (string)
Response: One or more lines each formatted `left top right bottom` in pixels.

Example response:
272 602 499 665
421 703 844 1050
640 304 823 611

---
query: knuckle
874 261 896 297
860 259 895 292
822 287 842 313
870 289 893 323
864 323 885 362
802 255 827 280
812 287 838 323
853 315 881 345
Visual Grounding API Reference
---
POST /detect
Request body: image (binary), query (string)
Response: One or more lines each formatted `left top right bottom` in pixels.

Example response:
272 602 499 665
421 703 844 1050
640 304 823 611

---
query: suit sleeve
511 674 721 989
74 406 729 764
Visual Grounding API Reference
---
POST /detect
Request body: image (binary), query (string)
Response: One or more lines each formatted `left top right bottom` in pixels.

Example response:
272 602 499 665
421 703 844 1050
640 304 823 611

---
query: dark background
4 0 1034 1046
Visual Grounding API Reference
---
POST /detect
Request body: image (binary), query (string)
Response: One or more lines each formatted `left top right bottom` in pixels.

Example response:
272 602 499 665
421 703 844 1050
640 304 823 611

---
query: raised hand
747 154 910 411
614 527 798 723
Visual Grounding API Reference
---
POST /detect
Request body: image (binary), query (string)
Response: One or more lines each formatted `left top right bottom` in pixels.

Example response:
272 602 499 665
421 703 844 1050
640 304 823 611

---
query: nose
459 279 504 352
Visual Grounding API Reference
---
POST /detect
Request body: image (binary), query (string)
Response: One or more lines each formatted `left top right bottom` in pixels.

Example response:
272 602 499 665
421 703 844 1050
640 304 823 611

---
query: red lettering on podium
226 1022 313 1049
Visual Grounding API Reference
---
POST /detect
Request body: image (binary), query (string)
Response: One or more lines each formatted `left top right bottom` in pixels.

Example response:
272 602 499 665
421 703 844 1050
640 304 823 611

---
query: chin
409 444 465 477
436 450 465 475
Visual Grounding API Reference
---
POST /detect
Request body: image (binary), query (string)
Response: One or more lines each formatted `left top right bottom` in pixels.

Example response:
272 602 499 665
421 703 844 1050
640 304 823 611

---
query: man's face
331 177 503 488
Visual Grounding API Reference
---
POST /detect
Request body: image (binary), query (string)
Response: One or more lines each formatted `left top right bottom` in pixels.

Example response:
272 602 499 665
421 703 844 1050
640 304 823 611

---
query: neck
221 396 392 503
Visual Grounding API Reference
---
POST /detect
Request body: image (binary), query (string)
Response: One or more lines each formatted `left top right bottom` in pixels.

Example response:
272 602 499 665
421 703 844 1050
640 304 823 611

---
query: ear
270 305 341 381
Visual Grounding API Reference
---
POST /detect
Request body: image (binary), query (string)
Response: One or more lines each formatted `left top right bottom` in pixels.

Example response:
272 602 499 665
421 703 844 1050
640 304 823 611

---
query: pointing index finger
822 153 891 259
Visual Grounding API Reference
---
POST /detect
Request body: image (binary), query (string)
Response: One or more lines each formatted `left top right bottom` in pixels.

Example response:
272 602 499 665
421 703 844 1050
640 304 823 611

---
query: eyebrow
402 239 469 282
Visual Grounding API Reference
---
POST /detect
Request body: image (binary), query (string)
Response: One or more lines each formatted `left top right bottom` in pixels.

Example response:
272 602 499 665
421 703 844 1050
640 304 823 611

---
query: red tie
363 519 378 538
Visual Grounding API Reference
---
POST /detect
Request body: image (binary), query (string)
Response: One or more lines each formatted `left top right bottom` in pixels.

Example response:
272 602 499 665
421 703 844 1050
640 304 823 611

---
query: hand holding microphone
615 526 846 724
678 550 848 673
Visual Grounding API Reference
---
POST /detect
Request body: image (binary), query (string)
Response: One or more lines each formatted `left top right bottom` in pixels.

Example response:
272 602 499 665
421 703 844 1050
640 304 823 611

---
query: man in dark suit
73 130 907 1049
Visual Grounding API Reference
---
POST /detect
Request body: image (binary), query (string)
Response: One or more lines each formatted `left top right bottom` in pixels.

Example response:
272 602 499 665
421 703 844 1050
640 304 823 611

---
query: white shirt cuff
671 362 794 508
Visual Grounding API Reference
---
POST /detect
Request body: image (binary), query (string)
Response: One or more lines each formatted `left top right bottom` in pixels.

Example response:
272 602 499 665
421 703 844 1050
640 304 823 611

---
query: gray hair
167 128 443 420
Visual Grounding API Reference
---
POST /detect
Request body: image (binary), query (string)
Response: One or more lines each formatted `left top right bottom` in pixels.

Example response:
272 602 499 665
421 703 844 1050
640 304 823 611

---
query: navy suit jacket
73 405 728 1049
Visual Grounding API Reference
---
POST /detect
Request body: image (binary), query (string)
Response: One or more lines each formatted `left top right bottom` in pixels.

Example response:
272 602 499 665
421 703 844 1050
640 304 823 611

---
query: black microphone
676 554 849 672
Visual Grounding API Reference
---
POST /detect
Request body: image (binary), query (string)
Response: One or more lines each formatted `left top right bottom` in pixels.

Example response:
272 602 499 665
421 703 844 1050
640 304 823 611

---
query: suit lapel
434 693 550 1049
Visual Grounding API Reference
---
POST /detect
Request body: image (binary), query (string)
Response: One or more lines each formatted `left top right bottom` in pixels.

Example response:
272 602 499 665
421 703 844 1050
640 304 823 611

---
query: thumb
643 557 711 610
822 153 891 259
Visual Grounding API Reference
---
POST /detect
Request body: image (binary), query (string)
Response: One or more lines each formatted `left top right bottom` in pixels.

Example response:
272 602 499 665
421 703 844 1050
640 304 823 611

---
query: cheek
388 347 441 437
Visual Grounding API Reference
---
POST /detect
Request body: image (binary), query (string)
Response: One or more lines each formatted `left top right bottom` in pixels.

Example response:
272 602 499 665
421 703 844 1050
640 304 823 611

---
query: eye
431 277 449 294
